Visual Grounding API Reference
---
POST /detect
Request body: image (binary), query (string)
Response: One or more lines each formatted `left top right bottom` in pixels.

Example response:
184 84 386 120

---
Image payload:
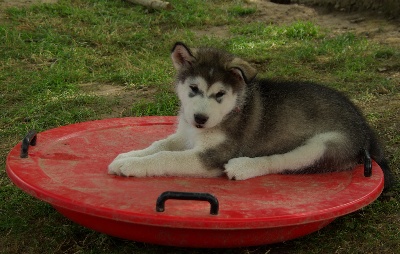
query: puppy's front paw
224 157 250 180
114 150 143 161
108 158 148 177
114 153 130 161
224 157 266 180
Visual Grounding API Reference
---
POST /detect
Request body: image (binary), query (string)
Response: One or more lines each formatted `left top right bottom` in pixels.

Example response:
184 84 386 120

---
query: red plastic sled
6 116 384 248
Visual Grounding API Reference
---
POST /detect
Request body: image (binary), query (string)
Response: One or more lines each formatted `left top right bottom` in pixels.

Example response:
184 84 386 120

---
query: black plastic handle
20 130 37 158
156 191 219 215
364 149 372 177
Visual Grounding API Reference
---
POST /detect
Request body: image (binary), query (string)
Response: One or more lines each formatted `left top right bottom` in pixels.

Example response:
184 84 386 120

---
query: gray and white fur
108 42 393 189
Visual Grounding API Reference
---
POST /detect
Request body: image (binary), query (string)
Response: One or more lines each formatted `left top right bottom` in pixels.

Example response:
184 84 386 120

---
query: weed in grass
281 21 321 40
374 48 395 59
228 5 257 16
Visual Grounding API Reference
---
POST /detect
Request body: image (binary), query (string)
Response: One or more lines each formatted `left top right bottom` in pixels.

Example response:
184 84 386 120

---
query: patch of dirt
78 83 158 118
79 83 126 97
246 0 320 24
197 0 400 47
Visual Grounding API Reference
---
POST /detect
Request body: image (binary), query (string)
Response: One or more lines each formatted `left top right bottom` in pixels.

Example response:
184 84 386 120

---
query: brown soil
78 82 159 118
195 0 400 47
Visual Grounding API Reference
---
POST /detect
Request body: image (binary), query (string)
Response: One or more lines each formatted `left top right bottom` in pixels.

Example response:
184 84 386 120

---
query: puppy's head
171 42 257 129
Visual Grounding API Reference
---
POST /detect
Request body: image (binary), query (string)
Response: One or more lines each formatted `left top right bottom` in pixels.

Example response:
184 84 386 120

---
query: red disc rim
6 116 384 230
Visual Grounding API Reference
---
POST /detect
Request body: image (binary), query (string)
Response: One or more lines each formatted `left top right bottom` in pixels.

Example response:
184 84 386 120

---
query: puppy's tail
368 134 395 191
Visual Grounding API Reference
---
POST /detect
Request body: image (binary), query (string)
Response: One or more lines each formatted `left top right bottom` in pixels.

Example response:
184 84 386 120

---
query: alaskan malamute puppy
109 42 393 189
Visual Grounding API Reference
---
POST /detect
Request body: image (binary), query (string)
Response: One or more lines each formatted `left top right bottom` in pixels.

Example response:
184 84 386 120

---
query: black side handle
364 149 372 177
156 191 219 215
20 130 37 158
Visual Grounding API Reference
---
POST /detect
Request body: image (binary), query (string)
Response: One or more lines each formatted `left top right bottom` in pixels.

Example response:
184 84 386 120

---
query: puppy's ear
228 57 257 84
171 42 196 70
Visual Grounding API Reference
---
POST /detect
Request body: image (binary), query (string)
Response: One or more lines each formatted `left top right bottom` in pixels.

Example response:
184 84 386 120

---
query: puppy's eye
190 85 199 93
216 91 225 99
215 91 226 103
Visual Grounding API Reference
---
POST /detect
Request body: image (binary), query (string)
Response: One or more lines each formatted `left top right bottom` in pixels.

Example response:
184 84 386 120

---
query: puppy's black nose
194 114 209 125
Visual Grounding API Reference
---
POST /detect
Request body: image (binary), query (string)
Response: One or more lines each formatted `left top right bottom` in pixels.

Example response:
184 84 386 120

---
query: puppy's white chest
177 117 227 150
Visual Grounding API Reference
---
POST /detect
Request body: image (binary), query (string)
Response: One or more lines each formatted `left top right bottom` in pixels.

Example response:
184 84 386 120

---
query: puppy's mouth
195 124 204 129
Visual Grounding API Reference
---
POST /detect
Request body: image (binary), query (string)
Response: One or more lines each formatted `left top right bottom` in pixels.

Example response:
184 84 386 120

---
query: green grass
128 88 179 117
1 0 399 253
